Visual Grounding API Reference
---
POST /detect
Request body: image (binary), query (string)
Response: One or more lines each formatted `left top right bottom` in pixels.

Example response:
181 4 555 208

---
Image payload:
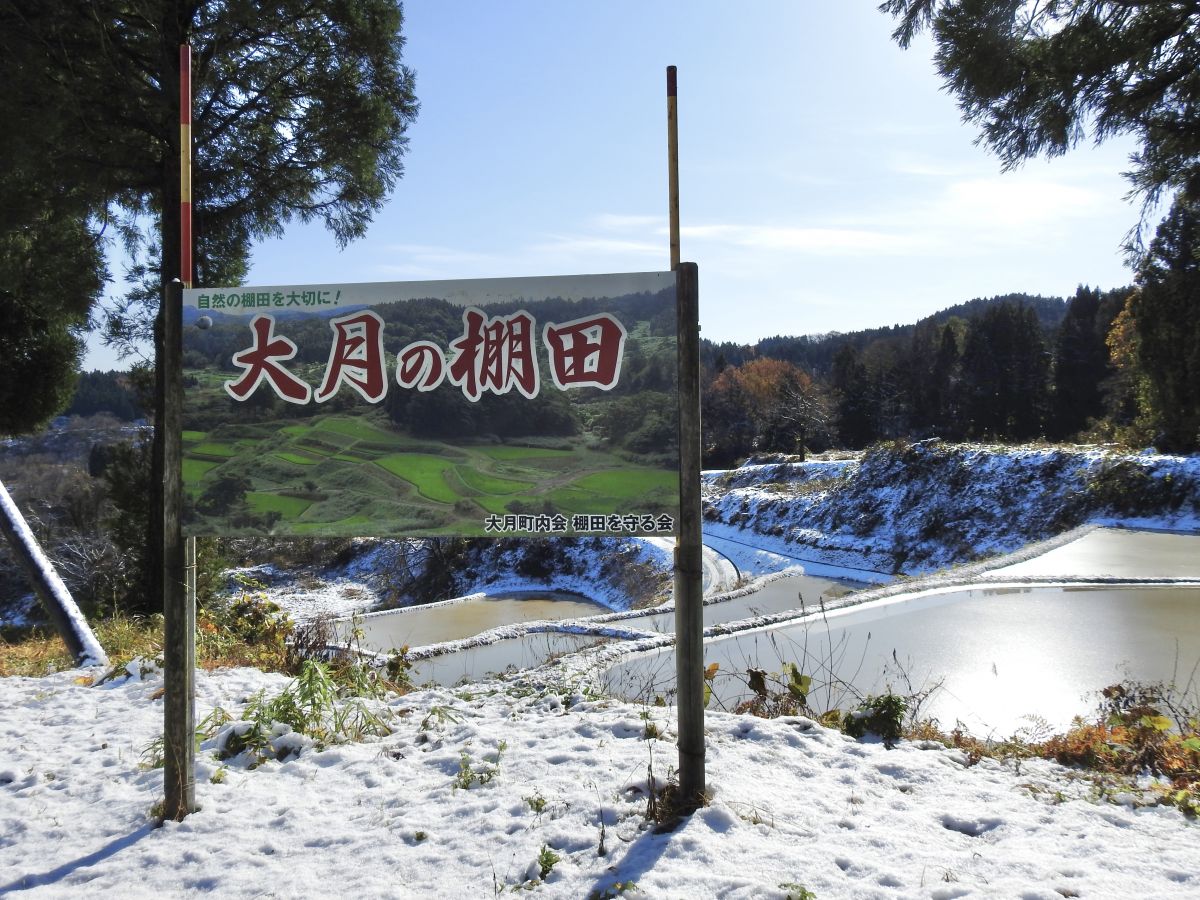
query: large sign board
181 272 678 538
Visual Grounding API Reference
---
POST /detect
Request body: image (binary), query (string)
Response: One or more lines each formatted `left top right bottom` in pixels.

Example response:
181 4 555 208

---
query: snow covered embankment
704 443 1200 576
256 537 676 623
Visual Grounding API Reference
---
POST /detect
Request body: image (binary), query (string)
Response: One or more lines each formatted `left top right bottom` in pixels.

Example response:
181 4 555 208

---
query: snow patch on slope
703 443 1200 576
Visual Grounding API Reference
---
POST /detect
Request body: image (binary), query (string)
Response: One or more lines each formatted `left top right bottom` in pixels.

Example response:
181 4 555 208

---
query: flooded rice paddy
604 583 1200 736
340 529 1200 735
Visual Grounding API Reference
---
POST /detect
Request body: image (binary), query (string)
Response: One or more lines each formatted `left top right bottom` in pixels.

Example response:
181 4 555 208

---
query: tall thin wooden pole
163 43 196 822
178 42 197 632
668 66 705 810
667 66 681 270
674 263 705 810
180 43 193 291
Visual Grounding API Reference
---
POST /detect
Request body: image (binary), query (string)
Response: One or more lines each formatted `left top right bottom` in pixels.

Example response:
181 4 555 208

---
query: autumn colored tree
704 358 828 463
701 367 755 467
1102 291 1149 439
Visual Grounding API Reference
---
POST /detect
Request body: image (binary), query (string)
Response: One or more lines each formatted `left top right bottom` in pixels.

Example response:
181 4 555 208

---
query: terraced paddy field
181 414 677 537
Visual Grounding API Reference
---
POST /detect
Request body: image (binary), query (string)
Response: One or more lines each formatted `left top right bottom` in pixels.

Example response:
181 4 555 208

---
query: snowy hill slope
703 442 1200 576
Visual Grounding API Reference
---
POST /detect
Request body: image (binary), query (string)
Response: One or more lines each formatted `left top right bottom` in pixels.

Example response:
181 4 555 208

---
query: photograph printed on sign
180 272 679 538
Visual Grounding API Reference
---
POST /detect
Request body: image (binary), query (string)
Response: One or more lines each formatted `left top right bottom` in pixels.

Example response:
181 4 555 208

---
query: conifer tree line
700 279 1197 466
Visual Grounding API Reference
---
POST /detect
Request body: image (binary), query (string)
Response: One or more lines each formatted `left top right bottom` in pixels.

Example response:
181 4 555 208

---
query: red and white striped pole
180 44 193 288
164 42 197 822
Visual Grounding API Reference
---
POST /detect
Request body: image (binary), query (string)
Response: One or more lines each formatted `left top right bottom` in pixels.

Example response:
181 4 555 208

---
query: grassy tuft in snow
1 612 162 677
212 659 397 767
453 740 507 790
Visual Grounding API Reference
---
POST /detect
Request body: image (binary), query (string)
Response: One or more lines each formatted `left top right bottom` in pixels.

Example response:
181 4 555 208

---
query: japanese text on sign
483 513 676 534
195 289 342 309
224 309 628 405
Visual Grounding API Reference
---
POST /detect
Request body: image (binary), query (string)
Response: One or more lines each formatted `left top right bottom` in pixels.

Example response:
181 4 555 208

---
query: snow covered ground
3 661 1198 899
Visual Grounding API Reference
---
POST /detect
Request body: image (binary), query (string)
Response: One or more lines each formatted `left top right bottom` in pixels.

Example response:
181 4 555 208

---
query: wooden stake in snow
667 66 706 809
162 43 197 822
673 261 705 810
0 479 108 667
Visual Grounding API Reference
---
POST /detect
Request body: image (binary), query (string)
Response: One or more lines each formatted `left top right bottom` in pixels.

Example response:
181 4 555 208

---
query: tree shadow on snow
587 812 696 898
0 823 156 893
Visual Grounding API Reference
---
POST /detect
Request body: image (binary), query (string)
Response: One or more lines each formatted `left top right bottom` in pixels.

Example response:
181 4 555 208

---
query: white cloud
938 177 1104 228
372 243 516 279
369 225 669 282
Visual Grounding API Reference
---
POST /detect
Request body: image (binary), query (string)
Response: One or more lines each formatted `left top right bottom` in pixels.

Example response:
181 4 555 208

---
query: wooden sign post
668 66 706 810
163 44 196 821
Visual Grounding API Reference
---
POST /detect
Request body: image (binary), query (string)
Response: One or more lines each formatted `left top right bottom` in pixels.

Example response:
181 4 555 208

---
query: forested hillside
697 285 1181 465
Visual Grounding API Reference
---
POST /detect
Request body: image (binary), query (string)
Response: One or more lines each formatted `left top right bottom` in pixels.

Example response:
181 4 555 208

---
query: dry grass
0 616 163 678
0 609 291 678
0 604 411 704
902 680 1200 816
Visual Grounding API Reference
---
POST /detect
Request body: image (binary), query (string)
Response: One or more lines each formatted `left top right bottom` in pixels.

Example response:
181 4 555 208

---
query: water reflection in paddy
408 632 608 687
345 575 862 687
349 591 605 652
604 584 1200 736
621 574 859 633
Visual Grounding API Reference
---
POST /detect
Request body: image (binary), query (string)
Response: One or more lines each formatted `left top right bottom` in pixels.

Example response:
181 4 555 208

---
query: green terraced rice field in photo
182 458 220 481
190 441 239 458
477 445 573 461
246 492 313 517
375 453 461 504
182 410 676 537
275 451 321 466
454 466 533 495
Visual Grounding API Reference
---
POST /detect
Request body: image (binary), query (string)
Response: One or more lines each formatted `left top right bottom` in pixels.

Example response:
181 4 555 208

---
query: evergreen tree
959 302 1050 440
860 340 910 440
0 297 84 435
0 168 105 433
1050 286 1111 439
65 372 144 421
904 320 943 435
881 1 1198 447
1130 197 1200 450
1 1 418 308
831 344 877 449
1 0 418 602
880 0 1200 223
930 321 963 438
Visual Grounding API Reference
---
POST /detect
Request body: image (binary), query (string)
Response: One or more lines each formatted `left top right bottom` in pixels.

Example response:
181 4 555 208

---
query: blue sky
86 1 1143 368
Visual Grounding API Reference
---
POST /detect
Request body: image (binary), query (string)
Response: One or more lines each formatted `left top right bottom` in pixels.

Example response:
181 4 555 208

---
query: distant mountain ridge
703 291 1097 377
